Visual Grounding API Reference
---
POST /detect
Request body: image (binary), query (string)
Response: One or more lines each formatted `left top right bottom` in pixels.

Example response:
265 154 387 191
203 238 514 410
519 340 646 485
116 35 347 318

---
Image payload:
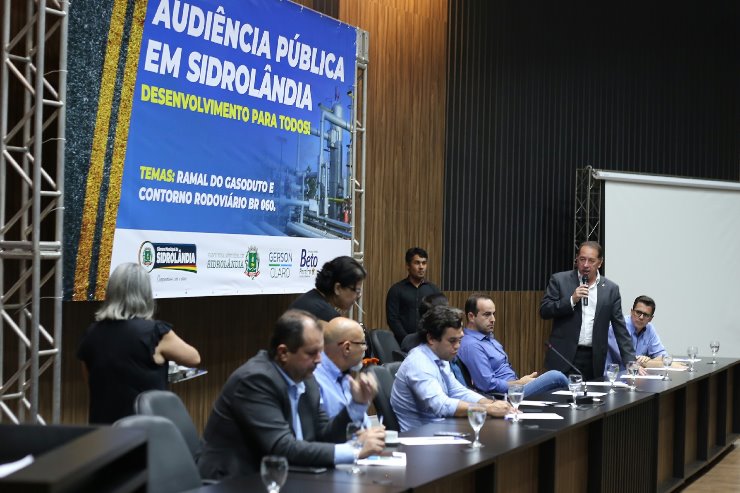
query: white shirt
575 273 599 346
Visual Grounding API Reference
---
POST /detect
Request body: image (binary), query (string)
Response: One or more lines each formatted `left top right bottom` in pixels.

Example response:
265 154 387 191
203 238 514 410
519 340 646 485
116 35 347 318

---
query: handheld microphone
581 275 589 306
543 342 591 402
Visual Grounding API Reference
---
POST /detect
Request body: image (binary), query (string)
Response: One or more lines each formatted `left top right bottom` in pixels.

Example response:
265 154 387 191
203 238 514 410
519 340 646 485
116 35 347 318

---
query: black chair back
135 390 201 461
114 415 201 493
366 365 400 432
384 361 402 379
369 329 402 364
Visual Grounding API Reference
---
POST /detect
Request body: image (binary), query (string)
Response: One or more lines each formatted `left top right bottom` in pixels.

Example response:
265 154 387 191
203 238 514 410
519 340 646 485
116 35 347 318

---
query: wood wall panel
339 0 448 330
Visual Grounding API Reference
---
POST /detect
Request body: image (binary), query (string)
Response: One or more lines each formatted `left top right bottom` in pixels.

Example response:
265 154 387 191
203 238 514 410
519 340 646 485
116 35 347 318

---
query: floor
679 440 740 492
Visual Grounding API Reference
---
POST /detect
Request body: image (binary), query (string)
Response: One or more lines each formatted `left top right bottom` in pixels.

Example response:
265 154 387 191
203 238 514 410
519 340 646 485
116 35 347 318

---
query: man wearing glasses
314 317 375 419
604 295 678 370
390 306 512 432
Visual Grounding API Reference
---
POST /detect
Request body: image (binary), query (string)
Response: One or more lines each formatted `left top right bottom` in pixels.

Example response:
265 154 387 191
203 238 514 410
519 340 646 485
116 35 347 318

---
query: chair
369 329 402 364
114 415 202 493
366 364 400 432
384 361 402 379
134 390 201 461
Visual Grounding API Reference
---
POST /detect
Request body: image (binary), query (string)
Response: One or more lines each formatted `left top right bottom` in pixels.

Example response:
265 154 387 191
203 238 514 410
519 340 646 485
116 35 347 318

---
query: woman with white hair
77 262 200 424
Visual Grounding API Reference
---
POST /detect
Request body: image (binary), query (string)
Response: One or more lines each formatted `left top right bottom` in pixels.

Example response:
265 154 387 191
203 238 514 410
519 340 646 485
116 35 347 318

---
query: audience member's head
418 292 449 318
315 256 366 311
420 306 465 361
323 317 367 372
96 262 155 321
269 310 323 382
405 247 429 284
464 293 496 335
630 295 656 332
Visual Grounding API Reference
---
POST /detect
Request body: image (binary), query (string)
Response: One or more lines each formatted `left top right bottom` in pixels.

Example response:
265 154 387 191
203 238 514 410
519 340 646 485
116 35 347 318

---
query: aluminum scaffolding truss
350 28 368 324
1 0 68 424
573 166 603 255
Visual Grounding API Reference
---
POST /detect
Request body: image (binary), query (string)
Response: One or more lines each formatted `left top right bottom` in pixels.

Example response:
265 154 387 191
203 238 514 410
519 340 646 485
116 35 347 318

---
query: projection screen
601 171 740 358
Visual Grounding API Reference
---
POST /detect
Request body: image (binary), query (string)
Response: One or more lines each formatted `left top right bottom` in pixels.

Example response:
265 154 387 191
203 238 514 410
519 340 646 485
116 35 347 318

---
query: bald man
313 317 376 420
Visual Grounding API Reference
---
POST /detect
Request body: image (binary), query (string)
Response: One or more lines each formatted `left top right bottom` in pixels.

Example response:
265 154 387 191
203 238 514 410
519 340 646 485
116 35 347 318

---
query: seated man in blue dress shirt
390 305 512 432
314 317 373 422
458 293 568 398
198 310 385 479
605 295 682 371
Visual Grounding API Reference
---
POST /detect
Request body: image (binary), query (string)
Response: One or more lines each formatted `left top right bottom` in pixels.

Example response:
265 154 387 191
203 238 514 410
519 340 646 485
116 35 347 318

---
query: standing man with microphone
540 241 635 381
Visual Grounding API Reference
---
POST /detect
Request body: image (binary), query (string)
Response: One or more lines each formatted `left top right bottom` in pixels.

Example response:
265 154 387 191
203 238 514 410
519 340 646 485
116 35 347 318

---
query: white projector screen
603 172 740 359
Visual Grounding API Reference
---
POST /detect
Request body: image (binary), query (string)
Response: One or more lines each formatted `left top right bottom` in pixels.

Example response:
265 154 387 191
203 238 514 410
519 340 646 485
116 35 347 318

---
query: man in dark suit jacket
198 310 385 480
540 241 635 380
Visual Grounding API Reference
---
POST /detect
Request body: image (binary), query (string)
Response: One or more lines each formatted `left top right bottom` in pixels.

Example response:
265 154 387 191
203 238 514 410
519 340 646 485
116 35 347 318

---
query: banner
65 0 358 299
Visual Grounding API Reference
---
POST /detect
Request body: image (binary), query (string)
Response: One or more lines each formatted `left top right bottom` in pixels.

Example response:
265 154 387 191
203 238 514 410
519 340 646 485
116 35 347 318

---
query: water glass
568 374 583 408
687 346 698 372
606 364 619 394
627 361 639 390
467 405 487 448
261 456 288 493
709 340 720 364
507 384 525 422
346 422 364 474
662 354 673 381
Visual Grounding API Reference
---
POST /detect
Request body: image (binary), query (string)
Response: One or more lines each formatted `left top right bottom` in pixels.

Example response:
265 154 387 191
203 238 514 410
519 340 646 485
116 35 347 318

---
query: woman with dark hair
289 255 366 323
77 262 200 424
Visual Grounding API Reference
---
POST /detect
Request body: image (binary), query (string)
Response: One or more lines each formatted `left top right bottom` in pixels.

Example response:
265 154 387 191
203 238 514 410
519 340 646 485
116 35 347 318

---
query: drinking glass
662 354 673 381
687 346 698 372
507 384 525 422
568 374 583 408
261 456 288 493
627 361 639 390
709 340 720 364
346 422 364 474
606 364 620 394
467 405 487 448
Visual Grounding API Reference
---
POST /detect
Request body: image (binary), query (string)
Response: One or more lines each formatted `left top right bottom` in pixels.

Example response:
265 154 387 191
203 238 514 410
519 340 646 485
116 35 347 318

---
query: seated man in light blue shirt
605 295 679 371
314 317 373 423
390 305 512 432
458 294 568 397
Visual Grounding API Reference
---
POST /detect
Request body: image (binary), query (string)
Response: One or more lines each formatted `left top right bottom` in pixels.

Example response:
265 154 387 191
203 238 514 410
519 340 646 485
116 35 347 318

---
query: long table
185 357 739 493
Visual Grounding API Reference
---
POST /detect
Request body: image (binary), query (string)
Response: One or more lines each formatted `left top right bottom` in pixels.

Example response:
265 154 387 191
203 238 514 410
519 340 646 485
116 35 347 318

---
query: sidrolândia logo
245 246 260 279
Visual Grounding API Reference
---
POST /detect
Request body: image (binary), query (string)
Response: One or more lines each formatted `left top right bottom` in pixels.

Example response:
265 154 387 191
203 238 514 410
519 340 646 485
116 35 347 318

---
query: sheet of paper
0 454 33 478
585 381 630 388
551 390 607 397
520 400 557 406
645 367 687 372
619 374 664 380
505 413 564 420
673 358 701 362
398 436 471 446
357 452 406 467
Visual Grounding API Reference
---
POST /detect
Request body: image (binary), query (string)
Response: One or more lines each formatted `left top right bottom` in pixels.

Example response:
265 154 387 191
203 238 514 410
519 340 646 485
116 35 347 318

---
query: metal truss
1 0 68 424
350 28 368 323
573 165 603 256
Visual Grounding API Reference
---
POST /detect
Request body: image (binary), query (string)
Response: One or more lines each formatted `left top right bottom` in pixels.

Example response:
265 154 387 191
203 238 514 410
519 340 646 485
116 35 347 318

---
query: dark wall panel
444 0 740 291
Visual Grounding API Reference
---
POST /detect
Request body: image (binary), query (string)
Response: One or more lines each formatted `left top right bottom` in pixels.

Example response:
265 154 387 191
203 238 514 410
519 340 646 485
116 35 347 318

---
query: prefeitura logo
138 241 197 273
245 246 260 279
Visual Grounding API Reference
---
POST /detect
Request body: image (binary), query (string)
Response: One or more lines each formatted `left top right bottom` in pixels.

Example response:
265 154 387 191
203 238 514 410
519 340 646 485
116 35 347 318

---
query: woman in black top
77 263 200 424
289 256 366 323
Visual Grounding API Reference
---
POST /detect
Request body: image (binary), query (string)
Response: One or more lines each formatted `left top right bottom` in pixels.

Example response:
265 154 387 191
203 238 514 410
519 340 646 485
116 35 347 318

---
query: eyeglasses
633 309 653 319
341 340 368 348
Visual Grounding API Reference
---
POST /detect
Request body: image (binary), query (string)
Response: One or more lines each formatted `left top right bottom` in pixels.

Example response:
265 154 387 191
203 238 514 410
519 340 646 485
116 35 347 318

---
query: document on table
520 400 557 406
673 358 701 363
505 413 563 420
646 367 687 372
552 390 607 397
585 381 630 388
620 374 664 380
398 436 471 445
0 454 33 478
357 452 407 467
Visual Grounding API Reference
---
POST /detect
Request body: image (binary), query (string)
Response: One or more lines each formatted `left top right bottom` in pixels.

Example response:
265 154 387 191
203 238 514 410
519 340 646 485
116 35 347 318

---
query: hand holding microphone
572 276 589 306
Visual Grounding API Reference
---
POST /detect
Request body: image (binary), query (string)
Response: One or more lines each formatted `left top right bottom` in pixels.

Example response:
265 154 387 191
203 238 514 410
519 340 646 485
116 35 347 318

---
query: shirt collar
463 327 492 341
420 344 447 368
317 351 343 380
274 361 306 395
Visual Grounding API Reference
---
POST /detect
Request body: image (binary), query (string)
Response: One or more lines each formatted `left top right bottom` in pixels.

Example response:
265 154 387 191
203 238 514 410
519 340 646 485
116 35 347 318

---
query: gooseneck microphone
581 275 589 306
544 342 582 377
